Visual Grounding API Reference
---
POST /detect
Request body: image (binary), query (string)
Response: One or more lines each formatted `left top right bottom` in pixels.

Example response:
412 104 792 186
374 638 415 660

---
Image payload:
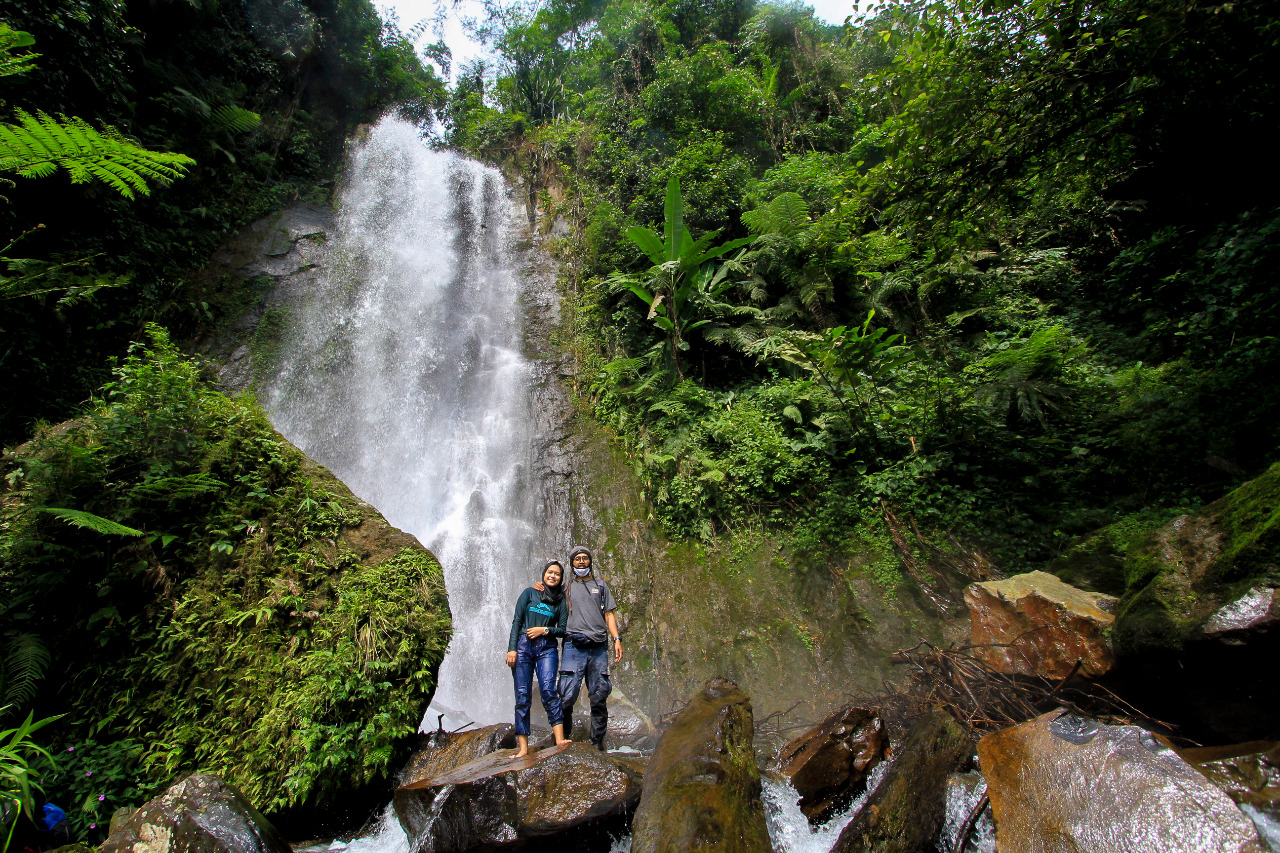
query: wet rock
1180 741 1280 850
398 723 516 786
1204 588 1280 644
631 678 771 853
100 774 291 853
966 570 1118 678
776 705 886 821
832 710 975 853
979 709 1265 852
394 743 641 853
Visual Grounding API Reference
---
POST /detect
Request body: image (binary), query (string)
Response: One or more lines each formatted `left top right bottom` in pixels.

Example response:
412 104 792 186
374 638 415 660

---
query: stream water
260 116 542 728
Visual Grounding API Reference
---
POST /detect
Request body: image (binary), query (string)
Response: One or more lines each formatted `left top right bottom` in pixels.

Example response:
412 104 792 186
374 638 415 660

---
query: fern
39 508 144 537
0 111 195 199
1 635 50 710
0 24 38 79
211 105 261 134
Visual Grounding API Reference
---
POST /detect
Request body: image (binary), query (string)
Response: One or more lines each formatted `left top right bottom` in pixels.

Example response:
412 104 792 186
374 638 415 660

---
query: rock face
776 706 886 821
398 723 516 786
100 774 291 853
966 571 1118 678
1203 587 1280 643
630 678 771 853
979 709 1265 853
394 744 641 853
833 710 974 853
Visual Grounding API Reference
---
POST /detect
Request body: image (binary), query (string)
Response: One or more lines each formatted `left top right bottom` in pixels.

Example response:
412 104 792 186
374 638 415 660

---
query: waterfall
260 116 541 727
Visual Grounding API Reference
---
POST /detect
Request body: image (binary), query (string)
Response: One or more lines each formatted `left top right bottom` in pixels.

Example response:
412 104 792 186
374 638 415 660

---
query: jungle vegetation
443 0 1280 570
1 0 449 844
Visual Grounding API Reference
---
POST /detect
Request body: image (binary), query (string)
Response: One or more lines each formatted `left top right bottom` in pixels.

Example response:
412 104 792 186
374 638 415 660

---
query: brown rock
393 743 641 853
1178 741 1280 809
777 706 886 821
1203 588 1280 644
966 570 1118 678
398 723 516 786
832 710 975 853
979 709 1265 852
100 774 291 853
631 677 771 853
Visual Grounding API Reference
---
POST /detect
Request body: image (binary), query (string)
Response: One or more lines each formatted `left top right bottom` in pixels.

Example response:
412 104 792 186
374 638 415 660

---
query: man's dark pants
559 638 612 749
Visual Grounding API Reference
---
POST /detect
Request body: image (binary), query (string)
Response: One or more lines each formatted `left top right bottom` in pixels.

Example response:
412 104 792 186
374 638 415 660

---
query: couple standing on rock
505 546 623 758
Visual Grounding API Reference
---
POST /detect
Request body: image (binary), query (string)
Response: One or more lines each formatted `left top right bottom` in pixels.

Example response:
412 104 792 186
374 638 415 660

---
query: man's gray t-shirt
565 577 617 642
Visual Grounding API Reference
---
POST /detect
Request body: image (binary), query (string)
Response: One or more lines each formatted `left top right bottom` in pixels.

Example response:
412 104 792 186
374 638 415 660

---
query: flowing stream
260 116 544 728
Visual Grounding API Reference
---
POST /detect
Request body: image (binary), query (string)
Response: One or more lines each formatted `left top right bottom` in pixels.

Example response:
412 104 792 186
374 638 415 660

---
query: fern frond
2 634 50 709
0 111 195 199
40 507 144 536
211 105 261 134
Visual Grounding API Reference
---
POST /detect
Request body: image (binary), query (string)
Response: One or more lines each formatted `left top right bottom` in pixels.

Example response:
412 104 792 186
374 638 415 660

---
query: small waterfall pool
260 116 541 728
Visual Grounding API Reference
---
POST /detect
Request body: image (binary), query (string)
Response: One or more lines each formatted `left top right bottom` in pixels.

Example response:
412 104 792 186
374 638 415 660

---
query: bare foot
555 738 573 747
511 749 528 759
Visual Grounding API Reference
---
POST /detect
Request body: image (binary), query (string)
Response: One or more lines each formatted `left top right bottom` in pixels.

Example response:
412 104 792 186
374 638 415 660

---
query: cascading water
260 116 542 727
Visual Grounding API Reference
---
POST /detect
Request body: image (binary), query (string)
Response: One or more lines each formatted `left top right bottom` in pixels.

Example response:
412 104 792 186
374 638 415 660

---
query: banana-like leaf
663 176 684 262
625 226 666 265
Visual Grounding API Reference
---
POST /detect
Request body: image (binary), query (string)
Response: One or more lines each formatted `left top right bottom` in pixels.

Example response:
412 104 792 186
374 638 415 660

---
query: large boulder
394 744 641 852
966 571 1118 679
99 774 291 853
776 706 886 821
832 710 975 853
1045 462 1280 656
630 678 771 853
979 709 1265 852
398 723 515 786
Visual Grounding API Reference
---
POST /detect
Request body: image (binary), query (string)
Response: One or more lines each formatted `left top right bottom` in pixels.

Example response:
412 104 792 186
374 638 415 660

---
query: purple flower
86 770 93 777
67 746 75 753
98 795 106 802
89 824 96 830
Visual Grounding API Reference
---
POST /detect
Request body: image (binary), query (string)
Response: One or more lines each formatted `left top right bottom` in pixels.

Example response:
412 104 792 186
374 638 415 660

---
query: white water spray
260 116 540 727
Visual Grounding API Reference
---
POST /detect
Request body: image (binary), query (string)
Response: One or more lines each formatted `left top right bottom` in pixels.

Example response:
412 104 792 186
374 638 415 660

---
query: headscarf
539 560 564 606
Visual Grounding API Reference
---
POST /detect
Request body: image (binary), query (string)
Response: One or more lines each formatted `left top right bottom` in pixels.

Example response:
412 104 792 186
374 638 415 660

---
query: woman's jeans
512 633 564 736
559 638 612 749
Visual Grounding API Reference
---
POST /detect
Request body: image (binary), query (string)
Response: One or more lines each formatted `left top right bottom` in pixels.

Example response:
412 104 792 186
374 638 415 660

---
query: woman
506 560 573 757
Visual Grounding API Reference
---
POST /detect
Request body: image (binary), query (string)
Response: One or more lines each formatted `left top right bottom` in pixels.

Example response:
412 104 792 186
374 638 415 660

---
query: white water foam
763 761 893 853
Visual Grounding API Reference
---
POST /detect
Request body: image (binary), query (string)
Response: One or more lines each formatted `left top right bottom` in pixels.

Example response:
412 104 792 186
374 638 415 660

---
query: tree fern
0 111 194 200
0 25 38 79
211 105 261 134
0 635 49 710
39 508 143 537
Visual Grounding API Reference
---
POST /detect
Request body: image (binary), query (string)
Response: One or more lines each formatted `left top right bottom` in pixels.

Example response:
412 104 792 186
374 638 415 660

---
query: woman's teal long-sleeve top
508 588 568 652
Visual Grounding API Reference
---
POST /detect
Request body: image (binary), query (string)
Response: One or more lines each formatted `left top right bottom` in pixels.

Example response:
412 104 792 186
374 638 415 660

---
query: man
558 545 622 751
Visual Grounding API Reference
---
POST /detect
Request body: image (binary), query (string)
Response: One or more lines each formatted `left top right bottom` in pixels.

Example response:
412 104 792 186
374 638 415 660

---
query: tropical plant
606 176 754 379
1 710 59 853
0 110 195 200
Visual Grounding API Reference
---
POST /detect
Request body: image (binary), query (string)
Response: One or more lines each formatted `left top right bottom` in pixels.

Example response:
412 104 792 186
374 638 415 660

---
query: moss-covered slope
0 326 450 836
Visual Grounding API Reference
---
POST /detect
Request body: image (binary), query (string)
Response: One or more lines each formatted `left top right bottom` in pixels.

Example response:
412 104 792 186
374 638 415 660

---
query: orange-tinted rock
394 743 641 853
979 710 1265 853
398 723 515 786
966 571 1118 678
832 710 974 853
777 706 886 821
100 774 291 853
631 678 771 853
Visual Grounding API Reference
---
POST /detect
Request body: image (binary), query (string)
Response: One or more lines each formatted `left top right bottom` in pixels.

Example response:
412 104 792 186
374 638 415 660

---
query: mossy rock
1047 464 1280 655
0 328 451 819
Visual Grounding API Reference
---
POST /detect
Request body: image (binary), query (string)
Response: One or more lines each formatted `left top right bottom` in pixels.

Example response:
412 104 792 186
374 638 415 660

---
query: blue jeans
512 633 564 736
558 639 612 749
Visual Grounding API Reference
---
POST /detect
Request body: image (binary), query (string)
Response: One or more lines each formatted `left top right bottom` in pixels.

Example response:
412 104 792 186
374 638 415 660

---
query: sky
378 0 861 80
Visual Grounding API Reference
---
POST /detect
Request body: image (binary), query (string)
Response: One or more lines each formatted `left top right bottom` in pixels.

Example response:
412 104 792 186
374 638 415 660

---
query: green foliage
53 739 149 843
0 326 450 822
0 636 48 713
0 111 195 200
1 710 59 852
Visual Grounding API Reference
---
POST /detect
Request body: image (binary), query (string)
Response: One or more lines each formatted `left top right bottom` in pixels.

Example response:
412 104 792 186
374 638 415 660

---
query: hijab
539 560 564 606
